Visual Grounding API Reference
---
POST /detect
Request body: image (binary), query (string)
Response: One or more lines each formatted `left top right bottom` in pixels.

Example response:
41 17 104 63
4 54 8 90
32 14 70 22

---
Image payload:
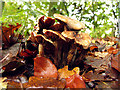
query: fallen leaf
83 70 105 82
58 66 85 88
96 81 119 89
34 55 57 79
107 47 119 54
105 67 119 79
58 65 79 79
111 54 120 72
85 54 112 71
2 60 26 77
65 73 86 88
2 23 21 48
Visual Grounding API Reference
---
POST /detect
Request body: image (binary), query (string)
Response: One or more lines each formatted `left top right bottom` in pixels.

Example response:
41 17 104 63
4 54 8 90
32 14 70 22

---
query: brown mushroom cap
54 14 85 30
35 34 55 56
75 32 91 49
43 29 66 42
35 34 54 44
61 31 77 40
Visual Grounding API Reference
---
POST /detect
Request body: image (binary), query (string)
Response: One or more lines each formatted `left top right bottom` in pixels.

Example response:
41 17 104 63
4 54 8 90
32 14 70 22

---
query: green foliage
1 0 118 38
68 1 118 38
1 1 47 37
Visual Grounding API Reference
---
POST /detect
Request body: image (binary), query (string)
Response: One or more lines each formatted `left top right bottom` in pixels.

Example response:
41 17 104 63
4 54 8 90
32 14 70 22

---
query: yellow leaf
58 65 80 79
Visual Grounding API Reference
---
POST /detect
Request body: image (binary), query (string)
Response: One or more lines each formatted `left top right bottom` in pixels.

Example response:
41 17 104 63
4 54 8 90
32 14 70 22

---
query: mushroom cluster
28 14 91 69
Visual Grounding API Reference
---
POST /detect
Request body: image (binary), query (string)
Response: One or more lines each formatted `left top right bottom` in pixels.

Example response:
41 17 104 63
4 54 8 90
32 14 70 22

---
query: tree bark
48 0 57 16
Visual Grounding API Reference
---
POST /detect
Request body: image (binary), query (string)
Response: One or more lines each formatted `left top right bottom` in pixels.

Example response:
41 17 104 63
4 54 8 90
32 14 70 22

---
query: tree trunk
48 0 57 16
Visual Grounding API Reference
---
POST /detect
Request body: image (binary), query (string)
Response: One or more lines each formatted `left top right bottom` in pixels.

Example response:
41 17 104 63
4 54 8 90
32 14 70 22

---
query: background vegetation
0 0 119 38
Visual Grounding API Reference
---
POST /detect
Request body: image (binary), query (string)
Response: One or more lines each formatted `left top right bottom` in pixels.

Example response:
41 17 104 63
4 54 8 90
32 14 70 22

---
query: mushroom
28 31 55 58
43 29 67 68
35 34 55 57
37 16 55 34
75 32 92 49
61 31 77 65
61 31 91 66
27 14 91 70
43 29 66 42
54 13 85 30
61 31 77 41
66 32 92 67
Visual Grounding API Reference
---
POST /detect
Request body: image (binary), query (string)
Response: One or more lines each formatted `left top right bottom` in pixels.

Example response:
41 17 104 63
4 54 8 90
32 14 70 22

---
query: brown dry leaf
96 81 119 89
105 36 118 44
85 54 112 71
58 65 79 79
1 58 26 77
65 73 86 88
83 70 105 82
19 49 37 58
111 54 120 72
2 23 21 48
34 55 58 79
105 67 119 79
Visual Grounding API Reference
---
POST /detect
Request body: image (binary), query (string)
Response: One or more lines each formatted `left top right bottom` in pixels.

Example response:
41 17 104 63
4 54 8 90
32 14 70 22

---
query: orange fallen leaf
58 66 86 88
107 47 118 55
65 74 86 88
58 65 79 79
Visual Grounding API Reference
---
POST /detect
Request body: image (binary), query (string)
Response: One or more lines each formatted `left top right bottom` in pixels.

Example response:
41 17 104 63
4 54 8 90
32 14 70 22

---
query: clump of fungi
27 14 92 69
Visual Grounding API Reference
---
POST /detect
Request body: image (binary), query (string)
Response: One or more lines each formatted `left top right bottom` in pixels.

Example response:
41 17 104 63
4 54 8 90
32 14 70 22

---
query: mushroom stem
61 42 71 67
54 41 62 68
67 44 77 65
38 44 44 56
54 42 59 66
71 47 78 64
